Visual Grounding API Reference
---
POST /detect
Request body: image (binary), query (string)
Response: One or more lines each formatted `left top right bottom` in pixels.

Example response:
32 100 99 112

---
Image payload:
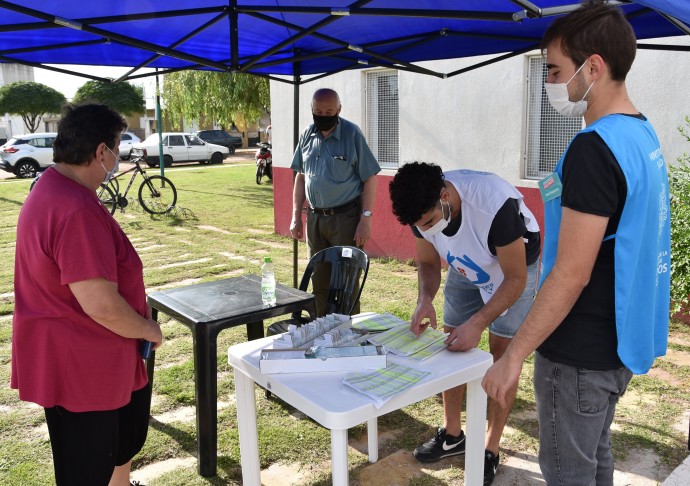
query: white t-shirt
420 170 539 303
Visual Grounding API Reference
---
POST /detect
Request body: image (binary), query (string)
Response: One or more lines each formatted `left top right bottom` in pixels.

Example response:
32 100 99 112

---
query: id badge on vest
538 172 563 202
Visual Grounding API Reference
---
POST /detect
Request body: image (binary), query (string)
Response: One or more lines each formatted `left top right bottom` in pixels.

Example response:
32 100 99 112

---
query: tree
0 81 65 133
161 71 269 138
73 79 145 116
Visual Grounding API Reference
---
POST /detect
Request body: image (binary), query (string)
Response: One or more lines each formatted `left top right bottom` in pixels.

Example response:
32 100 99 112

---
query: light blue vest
540 114 670 374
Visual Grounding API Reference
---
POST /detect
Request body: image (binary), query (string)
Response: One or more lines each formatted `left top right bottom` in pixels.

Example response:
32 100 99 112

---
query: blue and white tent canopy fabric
0 1 687 82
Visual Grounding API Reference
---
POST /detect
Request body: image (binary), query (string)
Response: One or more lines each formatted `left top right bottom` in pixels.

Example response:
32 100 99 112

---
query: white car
0 132 57 178
132 132 229 168
119 131 141 159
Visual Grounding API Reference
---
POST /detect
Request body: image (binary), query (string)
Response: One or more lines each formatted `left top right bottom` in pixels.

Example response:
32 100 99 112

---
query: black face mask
312 113 339 132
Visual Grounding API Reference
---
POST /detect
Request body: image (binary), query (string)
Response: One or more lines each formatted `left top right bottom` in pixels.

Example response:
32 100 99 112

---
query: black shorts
44 383 151 486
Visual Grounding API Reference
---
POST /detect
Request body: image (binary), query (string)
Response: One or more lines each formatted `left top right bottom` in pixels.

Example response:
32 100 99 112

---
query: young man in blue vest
482 2 671 484
389 162 541 485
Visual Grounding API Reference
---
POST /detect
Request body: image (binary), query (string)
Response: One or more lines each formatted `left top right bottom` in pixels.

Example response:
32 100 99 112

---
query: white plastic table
228 335 493 485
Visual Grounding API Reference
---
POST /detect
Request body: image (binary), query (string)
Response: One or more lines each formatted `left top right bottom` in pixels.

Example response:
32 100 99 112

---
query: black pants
306 203 362 316
44 383 152 486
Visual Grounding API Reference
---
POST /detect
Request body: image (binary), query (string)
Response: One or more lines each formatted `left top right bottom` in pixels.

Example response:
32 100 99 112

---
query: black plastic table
146 274 317 477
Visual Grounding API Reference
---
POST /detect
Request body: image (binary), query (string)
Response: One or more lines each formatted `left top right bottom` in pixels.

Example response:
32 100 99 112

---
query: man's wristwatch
361 210 372 217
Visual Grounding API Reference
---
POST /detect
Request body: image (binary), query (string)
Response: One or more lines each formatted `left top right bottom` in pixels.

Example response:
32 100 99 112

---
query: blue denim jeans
534 352 633 486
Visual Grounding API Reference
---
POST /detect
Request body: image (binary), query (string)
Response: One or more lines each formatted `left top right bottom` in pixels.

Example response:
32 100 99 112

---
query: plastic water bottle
261 256 276 305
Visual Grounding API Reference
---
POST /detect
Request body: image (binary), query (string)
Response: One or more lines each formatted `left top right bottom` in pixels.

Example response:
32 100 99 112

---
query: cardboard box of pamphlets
259 345 387 374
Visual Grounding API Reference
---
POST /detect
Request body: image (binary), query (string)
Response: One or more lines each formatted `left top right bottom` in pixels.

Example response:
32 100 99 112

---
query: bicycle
98 154 177 215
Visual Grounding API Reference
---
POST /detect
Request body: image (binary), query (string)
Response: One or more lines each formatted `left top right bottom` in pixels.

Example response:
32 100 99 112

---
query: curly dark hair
53 104 127 166
389 162 445 226
541 0 636 82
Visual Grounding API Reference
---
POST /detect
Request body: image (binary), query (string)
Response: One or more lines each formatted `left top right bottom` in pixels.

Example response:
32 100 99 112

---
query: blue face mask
101 146 120 183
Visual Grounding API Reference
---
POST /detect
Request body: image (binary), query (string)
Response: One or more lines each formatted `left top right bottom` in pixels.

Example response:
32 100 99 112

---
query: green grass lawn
0 161 689 485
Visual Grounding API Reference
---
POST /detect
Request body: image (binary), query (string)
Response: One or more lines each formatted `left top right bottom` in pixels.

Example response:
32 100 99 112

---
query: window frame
167 135 185 146
364 68 399 170
523 54 583 180
185 135 204 146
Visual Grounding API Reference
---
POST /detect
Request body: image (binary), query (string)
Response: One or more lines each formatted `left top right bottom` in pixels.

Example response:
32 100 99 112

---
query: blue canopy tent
0 1 687 81
2 0 687 291
2 0 688 477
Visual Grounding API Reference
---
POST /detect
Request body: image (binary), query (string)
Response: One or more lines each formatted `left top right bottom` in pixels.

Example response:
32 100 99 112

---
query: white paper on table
343 362 431 408
367 325 447 357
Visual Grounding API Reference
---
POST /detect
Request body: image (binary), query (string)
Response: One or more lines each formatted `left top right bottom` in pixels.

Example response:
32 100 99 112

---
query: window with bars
525 56 583 179
365 70 399 169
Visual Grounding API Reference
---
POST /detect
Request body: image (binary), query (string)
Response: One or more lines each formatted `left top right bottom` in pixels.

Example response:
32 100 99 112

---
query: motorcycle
255 142 273 184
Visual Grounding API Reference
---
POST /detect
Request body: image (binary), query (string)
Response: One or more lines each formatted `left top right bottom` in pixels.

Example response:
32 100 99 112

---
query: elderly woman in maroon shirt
11 104 162 486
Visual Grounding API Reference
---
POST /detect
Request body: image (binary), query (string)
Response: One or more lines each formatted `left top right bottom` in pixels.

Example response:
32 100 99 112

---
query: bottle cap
264 257 272 263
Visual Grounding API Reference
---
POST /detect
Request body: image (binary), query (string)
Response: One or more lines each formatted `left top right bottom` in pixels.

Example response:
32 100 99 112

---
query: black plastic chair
267 246 369 336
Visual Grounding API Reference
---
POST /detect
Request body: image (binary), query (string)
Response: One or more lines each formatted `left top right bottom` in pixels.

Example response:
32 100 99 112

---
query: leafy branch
670 115 690 315
161 71 269 138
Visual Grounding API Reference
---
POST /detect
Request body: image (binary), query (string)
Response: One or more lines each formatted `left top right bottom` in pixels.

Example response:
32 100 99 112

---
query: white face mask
418 199 450 237
544 59 595 118
101 146 120 183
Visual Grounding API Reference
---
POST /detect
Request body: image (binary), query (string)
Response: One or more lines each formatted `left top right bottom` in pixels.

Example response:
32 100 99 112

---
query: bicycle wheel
29 174 41 192
98 183 117 215
138 175 177 214
107 176 120 196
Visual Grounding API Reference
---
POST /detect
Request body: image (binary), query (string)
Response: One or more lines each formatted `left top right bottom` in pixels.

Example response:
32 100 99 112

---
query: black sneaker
413 427 466 462
484 449 499 485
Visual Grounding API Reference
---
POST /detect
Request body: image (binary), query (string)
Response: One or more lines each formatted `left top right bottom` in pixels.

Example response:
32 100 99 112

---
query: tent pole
230 0 239 66
657 12 690 36
155 69 164 176
292 66 301 288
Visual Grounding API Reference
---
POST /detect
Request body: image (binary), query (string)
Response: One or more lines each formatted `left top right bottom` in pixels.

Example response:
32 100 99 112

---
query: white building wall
270 73 367 171
270 35 690 185
1 64 34 84
0 64 35 138
626 36 690 164
397 56 527 185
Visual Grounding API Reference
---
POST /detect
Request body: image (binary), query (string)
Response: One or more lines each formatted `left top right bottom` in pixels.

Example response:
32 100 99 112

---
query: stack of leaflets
343 362 431 407
351 312 408 332
366 324 447 361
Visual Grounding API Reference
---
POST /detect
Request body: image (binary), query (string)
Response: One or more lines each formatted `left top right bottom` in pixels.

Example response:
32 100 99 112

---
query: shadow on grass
258 398 462 484
180 187 269 202
148 417 199 456
308 470 453 486
408 476 457 486
144 418 242 484
216 455 243 484
0 196 24 207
